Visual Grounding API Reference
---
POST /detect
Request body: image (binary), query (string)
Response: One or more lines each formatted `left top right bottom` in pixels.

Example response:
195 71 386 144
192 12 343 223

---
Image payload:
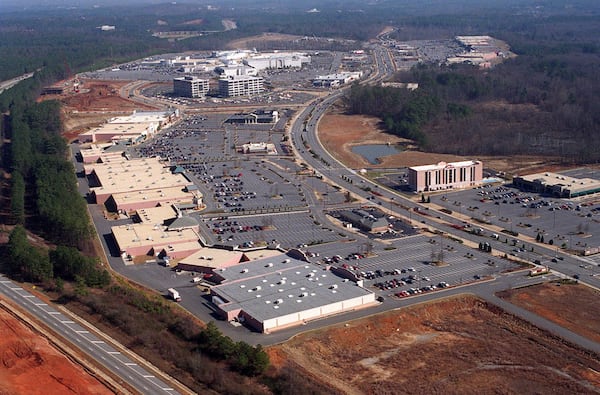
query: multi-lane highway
289 44 600 292
0 72 35 95
282 43 600 354
0 275 183 395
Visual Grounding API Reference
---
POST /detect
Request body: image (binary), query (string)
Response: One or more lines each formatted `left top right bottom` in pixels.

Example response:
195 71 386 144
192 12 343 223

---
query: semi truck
167 288 181 302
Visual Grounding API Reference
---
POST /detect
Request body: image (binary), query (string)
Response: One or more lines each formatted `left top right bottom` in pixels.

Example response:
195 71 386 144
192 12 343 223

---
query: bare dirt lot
40 79 156 141
318 109 466 170
268 295 600 395
498 281 600 344
318 108 581 175
0 303 113 395
226 33 305 49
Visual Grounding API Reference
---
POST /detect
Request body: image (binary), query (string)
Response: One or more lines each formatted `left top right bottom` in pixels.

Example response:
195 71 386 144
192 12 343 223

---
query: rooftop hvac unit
275 299 283 304
241 268 248 273
266 262 274 267
329 284 338 289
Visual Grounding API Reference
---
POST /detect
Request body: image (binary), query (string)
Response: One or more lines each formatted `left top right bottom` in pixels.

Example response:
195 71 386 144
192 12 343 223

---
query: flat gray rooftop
212 255 373 322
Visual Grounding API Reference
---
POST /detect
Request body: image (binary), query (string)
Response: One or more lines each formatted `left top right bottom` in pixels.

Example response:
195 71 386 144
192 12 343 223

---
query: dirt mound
269 295 600 394
0 304 113 395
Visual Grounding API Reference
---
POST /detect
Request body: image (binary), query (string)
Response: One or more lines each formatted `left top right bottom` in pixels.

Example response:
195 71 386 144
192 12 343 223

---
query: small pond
351 144 401 165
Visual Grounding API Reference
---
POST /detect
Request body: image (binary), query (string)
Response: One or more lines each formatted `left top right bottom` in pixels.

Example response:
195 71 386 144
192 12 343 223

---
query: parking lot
197 210 346 249
429 181 600 256
288 233 522 298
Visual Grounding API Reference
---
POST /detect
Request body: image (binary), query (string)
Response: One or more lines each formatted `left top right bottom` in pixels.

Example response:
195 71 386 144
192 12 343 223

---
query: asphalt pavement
0 275 181 395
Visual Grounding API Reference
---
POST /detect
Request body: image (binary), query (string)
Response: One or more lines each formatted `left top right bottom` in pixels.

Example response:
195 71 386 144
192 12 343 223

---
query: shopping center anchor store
209 256 376 333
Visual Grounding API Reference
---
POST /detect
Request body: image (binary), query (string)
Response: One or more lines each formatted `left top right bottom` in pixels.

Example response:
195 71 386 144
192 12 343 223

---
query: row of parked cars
395 281 449 297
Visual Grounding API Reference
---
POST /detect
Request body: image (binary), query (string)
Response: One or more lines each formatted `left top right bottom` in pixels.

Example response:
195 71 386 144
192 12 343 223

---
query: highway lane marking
163 388 174 391
48 311 61 315
108 351 121 355
35 303 48 306
91 340 105 344
0 281 12 283
143 375 155 378
125 362 137 366
10 287 22 291
76 330 89 334
61 320 75 324
23 295 35 298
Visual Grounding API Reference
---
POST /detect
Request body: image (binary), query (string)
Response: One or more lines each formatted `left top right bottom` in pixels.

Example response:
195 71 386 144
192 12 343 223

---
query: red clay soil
268 295 600 395
39 79 157 142
498 282 600 344
317 108 589 175
0 304 113 395
318 110 465 169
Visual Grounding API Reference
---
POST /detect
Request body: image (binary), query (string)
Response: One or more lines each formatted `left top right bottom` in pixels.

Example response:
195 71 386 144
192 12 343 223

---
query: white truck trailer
167 288 181 302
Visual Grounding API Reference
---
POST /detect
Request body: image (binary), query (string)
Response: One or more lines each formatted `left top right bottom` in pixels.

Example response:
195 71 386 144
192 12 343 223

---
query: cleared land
226 33 305 49
0 302 113 395
498 281 600 344
318 108 466 170
41 79 156 141
317 107 583 174
268 295 600 395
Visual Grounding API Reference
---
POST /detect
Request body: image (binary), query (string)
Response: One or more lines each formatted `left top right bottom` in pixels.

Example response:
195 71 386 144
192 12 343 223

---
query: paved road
74 43 600 357
283 43 600 354
0 72 35 94
0 275 181 395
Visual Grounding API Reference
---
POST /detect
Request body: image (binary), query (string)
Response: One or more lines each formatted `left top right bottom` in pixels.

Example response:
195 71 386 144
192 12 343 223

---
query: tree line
346 45 600 162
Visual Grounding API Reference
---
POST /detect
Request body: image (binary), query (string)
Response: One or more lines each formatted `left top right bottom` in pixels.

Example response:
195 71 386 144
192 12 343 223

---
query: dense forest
346 12 600 163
